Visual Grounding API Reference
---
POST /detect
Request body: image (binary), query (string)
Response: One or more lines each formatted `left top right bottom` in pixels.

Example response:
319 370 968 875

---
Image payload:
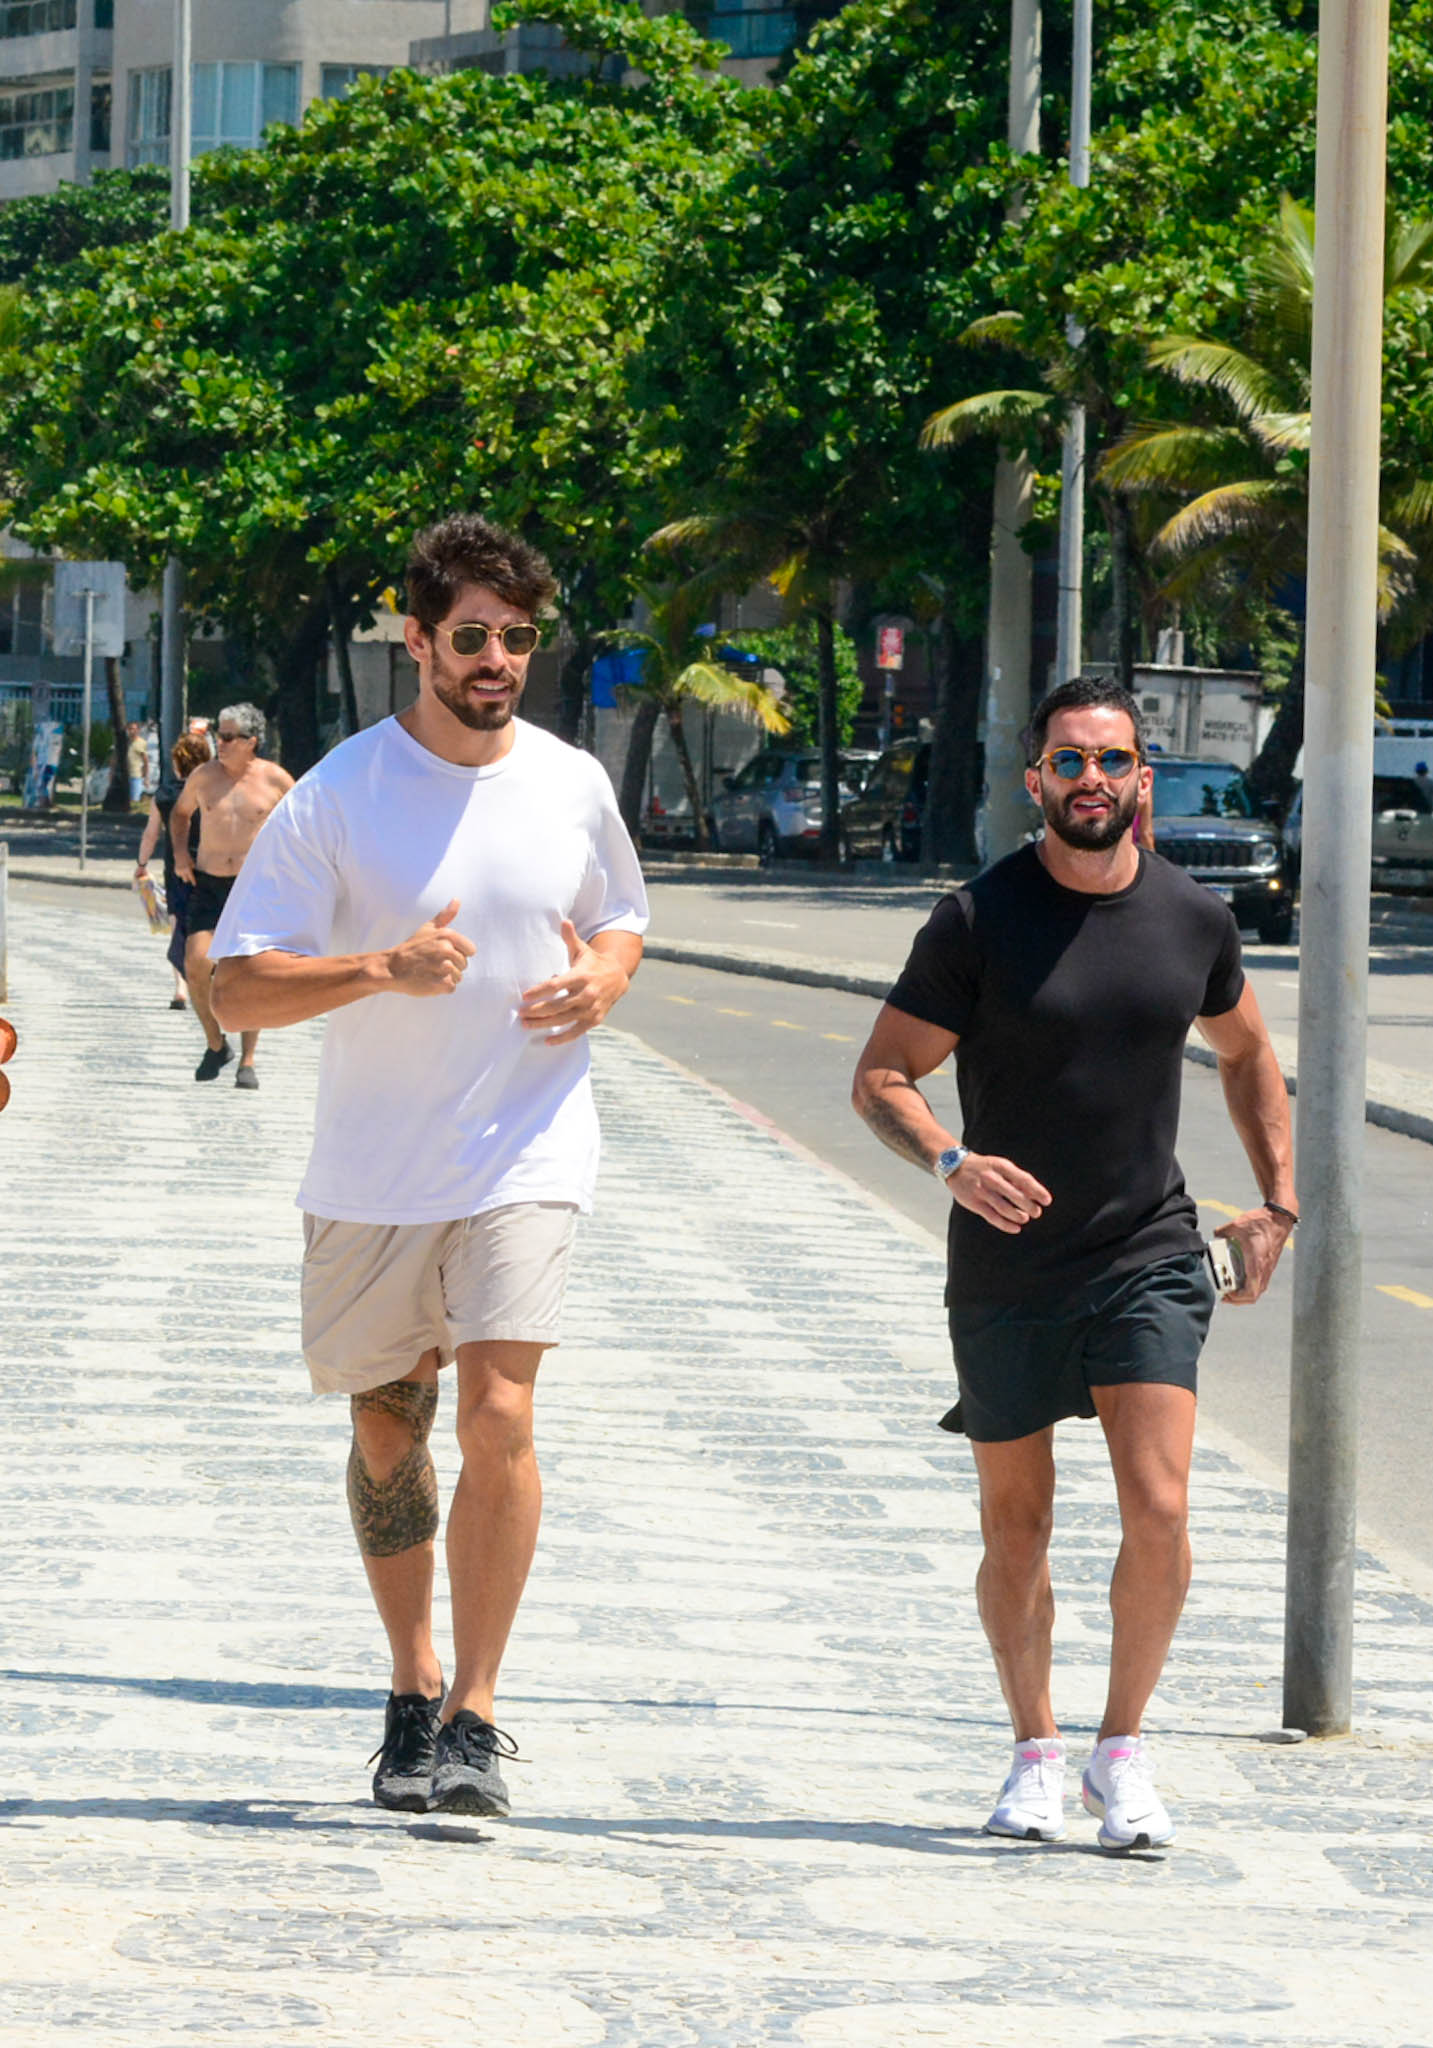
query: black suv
837 739 930 863
1150 757 1292 943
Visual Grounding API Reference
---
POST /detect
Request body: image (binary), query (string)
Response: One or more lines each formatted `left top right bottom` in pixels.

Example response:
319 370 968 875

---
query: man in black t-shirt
852 679 1296 1853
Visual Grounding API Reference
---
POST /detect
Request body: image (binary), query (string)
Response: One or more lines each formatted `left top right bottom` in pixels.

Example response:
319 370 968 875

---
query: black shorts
187 870 235 938
943 1250 1216 1443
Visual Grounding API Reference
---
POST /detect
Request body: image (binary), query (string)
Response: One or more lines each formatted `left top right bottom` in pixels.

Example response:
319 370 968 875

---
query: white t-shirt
209 716 649 1224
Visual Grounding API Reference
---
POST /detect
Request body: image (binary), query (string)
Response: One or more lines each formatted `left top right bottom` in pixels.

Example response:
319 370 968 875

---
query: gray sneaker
235 1064 259 1090
368 1691 442 1812
428 1711 518 1817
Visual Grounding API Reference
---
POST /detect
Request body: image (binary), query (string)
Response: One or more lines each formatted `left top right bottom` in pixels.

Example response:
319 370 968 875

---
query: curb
649 938 1433 1150
7 865 132 893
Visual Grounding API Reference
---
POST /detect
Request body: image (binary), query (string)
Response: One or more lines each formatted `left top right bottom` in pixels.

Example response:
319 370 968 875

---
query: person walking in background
170 704 293 1089
208 514 647 1818
852 678 1296 1853
134 730 213 1010
126 722 148 806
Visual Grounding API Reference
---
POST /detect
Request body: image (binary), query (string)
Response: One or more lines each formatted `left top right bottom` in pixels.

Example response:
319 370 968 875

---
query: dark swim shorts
187 869 236 938
943 1250 1216 1443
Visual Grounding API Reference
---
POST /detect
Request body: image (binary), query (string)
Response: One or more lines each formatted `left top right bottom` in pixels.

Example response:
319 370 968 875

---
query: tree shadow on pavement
0 1667 383 1711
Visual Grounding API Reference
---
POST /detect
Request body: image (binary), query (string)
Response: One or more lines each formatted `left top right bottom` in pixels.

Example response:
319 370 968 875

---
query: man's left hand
519 920 630 1046
1216 1208 1295 1305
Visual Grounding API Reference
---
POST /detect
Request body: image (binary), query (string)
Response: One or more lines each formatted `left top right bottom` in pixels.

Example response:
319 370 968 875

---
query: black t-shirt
887 844 1245 1307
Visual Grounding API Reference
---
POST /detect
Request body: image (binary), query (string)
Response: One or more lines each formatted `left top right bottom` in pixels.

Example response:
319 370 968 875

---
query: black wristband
1264 1200 1299 1228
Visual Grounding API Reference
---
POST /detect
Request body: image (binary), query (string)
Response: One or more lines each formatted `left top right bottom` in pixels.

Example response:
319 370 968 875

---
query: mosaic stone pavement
1 893 1431 2047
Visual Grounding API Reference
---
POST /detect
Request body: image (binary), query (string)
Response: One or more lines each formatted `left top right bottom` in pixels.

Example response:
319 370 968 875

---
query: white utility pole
1283 0 1390 1738
78 586 96 871
1054 0 1091 689
160 0 192 759
977 0 1041 865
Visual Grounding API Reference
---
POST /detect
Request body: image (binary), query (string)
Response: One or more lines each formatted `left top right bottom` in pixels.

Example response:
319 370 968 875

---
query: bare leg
184 929 224 1052
238 1029 260 1072
349 1351 443 1698
970 1430 1059 1739
443 1340 546 1724
1091 1381 1197 1738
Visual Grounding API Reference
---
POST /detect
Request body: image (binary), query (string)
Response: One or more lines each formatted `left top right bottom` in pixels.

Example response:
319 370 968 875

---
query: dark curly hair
1025 678 1149 766
405 514 558 627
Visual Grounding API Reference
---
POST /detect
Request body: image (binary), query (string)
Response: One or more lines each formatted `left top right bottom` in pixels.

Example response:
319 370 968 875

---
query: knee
454 1380 534 1466
980 1496 1054 1579
351 1380 437 1482
1121 1478 1189 1551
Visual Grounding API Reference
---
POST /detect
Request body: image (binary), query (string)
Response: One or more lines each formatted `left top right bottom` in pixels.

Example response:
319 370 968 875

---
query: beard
1040 777 1140 851
429 645 525 731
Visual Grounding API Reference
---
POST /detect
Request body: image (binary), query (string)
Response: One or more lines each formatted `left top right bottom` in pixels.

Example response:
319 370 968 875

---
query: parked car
709 751 866 863
1149 756 1293 943
837 739 930 863
1285 773 1433 893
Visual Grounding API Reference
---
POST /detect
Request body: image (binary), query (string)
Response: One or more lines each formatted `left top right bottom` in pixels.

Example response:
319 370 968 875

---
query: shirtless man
171 702 294 1088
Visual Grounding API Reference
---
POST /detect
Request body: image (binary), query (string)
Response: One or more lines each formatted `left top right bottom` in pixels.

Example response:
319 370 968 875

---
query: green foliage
0 168 172 287
733 620 862 746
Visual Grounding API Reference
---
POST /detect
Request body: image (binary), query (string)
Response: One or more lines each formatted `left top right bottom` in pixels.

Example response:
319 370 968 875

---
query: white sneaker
984 1736 1067 1840
1081 1734 1175 1850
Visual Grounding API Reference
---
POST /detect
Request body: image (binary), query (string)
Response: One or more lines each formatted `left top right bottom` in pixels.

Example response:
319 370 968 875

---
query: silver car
710 752 860 864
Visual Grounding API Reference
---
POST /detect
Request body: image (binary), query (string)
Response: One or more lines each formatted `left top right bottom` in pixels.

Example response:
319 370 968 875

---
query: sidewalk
1 892 1431 2046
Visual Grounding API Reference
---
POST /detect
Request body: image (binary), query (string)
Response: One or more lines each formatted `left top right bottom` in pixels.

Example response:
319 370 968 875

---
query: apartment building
411 3 842 88
0 0 480 203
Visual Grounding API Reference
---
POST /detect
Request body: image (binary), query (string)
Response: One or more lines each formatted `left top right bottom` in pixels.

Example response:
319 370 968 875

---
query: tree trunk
665 701 709 850
815 604 841 861
325 569 362 737
269 597 330 778
1105 490 1138 690
102 655 132 811
1246 629 1306 815
617 694 661 837
922 616 983 866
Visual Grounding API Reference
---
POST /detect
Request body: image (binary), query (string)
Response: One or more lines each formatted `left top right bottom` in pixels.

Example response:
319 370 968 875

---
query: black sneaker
428 1711 519 1817
368 1691 443 1812
194 1041 233 1082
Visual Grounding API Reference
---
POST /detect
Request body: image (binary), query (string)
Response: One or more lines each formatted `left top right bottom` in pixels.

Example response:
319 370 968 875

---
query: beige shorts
300 1202 579 1397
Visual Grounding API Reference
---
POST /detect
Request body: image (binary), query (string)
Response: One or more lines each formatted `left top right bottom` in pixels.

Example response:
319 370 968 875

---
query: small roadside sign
52 561 127 659
876 624 904 671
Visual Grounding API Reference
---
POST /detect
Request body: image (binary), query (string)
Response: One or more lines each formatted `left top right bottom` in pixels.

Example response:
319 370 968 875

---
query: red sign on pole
876 625 905 671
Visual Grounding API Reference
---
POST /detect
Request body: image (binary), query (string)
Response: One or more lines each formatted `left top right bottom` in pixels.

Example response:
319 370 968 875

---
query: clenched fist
384 900 476 997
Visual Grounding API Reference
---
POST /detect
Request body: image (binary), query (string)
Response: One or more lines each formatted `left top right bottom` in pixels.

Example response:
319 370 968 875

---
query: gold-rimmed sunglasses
1034 745 1142 781
430 621 541 659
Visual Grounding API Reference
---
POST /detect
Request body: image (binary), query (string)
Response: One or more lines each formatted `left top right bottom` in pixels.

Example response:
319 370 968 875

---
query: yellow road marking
822 1032 854 1043
718 1006 752 1017
1378 1283 1433 1310
663 994 697 1007
1197 1198 1243 1219
771 1019 805 1032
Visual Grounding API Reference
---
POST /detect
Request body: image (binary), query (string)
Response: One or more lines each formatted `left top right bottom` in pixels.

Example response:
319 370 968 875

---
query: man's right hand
383 900 475 997
174 859 195 885
947 1153 1052 1236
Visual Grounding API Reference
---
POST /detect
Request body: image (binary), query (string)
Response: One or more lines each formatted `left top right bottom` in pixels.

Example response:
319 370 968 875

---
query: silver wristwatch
934 1145 969 1183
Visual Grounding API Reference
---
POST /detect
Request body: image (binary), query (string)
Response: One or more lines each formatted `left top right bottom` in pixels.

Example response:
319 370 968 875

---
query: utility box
1123 665 1263 766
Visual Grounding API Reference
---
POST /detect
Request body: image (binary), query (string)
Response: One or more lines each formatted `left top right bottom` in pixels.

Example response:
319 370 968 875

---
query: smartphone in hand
1205 1234 1246 1298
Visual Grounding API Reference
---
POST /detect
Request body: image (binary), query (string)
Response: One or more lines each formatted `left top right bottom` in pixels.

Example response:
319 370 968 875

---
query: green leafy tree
731 619 862 750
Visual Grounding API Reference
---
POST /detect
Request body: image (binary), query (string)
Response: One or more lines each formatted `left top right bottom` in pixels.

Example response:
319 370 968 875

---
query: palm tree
645 505 865 860
602 579 790 846
1097 196 1433 799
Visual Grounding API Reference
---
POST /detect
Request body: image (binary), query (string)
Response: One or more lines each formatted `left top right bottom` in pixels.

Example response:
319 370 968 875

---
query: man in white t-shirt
209 514 648 1818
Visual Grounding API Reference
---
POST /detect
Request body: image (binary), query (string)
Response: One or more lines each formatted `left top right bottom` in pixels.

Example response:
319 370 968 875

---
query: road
18 871 1433 1586
617 953 1433 1587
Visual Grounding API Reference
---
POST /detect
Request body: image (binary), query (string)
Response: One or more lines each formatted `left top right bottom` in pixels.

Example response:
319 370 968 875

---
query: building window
1 0 74 38
89 75 108 153
127 63 168 166
191 60 299 154
0 81 73 159
320 63 389 100
128 60 299 167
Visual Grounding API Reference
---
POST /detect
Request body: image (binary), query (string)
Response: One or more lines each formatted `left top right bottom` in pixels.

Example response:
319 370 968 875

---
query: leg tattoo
348 1381 440 1558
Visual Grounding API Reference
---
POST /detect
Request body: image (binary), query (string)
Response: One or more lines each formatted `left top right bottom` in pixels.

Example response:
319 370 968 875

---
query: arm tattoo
860 1079 937 1171
348 1380 440 1558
